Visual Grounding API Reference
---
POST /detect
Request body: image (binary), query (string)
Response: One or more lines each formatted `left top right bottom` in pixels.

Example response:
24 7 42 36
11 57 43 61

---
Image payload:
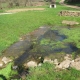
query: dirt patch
6 8 45 13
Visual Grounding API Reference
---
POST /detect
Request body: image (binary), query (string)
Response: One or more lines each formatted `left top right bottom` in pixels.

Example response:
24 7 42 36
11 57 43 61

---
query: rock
12 65 18 70
53 59 58 65
59 11 80 17
0 61 4 68
2 57 12 64
55 56 80 70
70 57 80 70
70 61 80 70
38 63 42 67
74 57 80 62
43 58 53 64
62 20 79 26
64 54 72 60
24 61 37 68
56 60 71 69
19 37 24 41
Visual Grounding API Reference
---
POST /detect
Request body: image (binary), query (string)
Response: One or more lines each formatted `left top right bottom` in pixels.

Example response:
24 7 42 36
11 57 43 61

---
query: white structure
50 4 56 8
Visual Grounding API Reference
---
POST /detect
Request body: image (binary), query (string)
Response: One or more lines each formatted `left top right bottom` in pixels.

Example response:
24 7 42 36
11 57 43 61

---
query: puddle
2 26 78 63
12 27 78 66
1 26 79 79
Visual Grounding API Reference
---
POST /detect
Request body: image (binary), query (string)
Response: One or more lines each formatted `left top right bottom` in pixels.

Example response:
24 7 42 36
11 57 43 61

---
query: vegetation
65 0 80 6
65 0 80 3
40 38 66 48
0 0 80 79
59 27 80 48
0 0 47 9
0 63 18 79
27 62 80 80
0 1 79 53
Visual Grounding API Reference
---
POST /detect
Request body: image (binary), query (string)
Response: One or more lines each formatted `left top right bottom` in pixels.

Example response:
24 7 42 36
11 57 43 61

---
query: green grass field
0 0 80 79
0 2 80 53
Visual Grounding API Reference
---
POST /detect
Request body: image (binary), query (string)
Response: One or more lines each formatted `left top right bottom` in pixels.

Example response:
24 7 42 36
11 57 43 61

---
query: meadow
0 0 80 79
0 1 80 54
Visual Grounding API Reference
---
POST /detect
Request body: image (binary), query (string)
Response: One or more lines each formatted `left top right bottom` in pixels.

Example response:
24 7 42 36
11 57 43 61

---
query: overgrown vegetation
0 63 18 79
65 0 80 6
59 27 80 48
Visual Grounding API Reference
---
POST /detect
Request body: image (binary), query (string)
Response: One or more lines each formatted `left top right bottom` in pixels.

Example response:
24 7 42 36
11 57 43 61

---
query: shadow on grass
0 75 7 80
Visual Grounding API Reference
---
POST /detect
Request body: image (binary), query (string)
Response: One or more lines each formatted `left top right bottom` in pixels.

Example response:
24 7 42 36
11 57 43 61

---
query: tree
65 0 80 3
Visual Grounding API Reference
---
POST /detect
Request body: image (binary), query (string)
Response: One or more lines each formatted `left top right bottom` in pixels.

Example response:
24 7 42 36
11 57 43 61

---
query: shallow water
1 26 79 79
2 26 78 63
10 26 78 65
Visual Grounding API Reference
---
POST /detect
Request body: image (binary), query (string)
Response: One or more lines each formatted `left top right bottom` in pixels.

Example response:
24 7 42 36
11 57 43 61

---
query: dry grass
6 8 45 13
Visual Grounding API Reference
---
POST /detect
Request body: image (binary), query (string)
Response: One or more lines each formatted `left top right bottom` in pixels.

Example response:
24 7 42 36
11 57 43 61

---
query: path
0 13 13 15
6 8 45 13
60 0 80 9
0 8 45 15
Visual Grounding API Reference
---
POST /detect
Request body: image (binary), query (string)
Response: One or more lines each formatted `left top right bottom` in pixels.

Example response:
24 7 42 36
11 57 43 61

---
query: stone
53 59 58 65
2 57 12 64
38 63 42 66
24 61 37 68
12 65 18 70
64 54 72 60
59 11 80 17
19 37 24 41
43 58 53 63
74 57 80 62
70 61 80 70
0 61 4 68
56 60 71 69
55 56 80 70
62 20 79 26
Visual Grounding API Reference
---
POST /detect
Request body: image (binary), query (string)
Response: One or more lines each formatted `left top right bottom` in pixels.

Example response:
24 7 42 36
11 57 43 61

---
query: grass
0 9 5 13
64 1 80 7
0 0 80 79
40 38 66 48
59 27 80 48
27 62 80 80
0 3 80 53
0 63 18 79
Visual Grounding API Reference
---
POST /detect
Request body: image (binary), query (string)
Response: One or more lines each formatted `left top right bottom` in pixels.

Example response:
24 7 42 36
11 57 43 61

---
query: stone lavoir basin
0 26 79 79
